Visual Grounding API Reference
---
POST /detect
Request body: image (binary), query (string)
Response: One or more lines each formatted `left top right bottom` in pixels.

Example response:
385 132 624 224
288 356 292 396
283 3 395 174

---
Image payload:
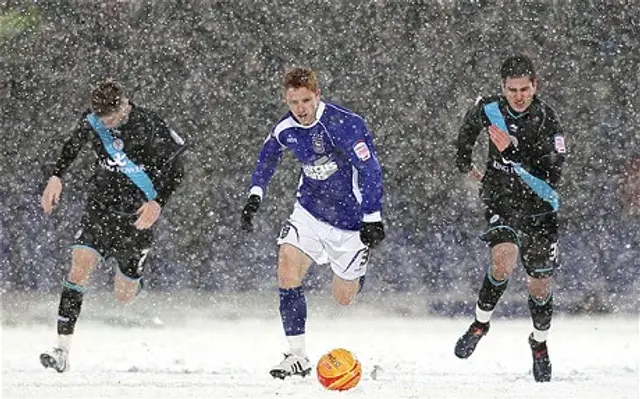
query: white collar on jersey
291 101 326 129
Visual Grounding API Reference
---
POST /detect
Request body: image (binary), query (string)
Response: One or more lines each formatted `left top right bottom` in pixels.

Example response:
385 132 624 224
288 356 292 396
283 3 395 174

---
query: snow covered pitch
2 292 638 398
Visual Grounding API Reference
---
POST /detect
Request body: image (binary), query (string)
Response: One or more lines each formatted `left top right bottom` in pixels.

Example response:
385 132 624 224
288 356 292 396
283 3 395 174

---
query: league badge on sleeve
353 140 371 161
170 129 185 146
554 135 566 154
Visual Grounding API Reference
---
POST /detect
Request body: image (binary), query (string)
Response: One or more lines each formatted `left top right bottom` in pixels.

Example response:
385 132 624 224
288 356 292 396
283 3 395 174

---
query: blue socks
279 286 307 336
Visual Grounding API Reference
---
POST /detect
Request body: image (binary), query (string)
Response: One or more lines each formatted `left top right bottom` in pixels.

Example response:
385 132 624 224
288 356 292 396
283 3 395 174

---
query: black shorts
480 200 559 279
73 200 153 280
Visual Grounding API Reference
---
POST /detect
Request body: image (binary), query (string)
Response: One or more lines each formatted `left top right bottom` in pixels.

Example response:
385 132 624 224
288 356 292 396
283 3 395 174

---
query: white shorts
277 202 369 281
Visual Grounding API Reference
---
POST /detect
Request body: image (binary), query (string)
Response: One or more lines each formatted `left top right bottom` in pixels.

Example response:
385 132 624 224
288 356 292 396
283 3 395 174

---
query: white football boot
40 347 69 373
269 353 311 379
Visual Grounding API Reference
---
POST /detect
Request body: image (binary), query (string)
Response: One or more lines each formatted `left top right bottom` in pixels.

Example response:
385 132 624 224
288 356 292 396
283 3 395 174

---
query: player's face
502 77 536 113
285 87 321 126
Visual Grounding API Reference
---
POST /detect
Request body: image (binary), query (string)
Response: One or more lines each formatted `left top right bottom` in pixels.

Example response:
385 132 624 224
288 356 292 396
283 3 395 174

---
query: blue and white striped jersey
248 101 383 231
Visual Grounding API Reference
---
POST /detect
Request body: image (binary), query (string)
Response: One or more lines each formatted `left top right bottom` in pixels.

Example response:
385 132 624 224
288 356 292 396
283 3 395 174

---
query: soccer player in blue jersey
241 67 385 379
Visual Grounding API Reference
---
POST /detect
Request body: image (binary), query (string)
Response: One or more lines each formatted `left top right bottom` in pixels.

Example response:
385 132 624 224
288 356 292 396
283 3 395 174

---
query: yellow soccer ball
316 348 362 391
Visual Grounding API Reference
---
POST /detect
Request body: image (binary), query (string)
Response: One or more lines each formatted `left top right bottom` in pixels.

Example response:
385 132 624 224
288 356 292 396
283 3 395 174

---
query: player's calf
331 275 364 306
114 269 144 304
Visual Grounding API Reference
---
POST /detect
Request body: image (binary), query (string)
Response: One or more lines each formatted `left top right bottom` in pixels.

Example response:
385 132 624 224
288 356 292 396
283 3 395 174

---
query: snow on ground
2 291 638 398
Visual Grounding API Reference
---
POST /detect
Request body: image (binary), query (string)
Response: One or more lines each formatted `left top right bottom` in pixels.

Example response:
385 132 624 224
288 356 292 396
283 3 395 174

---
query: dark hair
91 79 127 116
500 55 536 82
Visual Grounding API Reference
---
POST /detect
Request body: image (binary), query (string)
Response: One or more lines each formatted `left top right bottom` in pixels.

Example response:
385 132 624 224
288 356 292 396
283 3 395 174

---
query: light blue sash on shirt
483 102 559 211
87 113 158 201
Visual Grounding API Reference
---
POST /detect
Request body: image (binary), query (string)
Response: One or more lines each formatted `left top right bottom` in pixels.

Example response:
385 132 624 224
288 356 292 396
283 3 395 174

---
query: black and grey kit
456 95 566 278
51 104 186 276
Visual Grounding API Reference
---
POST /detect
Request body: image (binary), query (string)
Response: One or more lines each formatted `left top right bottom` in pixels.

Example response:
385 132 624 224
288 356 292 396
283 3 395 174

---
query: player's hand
41 176 63 215
360 221 385 248
135 200 162 230
488 124 513 152
241 195 261 232
468 164 484 181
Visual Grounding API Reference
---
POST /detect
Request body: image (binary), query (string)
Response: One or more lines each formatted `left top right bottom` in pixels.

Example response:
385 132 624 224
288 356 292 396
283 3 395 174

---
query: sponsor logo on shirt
99 157 147 174
492 160 513 174
302 156 338 180
107 153 127 167
302 161 338 180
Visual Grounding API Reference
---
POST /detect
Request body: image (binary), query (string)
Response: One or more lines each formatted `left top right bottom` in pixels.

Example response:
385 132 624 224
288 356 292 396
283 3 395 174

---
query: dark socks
529 293 553 334
477 268 508 312
57 280 85 336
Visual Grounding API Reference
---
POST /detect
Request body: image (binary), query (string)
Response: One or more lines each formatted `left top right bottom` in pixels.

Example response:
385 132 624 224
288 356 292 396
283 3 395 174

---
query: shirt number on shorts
548 243 558 262
137 248 151 275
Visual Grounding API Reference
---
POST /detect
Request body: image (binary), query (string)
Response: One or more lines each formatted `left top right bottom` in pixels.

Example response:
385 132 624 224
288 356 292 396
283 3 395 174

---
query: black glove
241 194 261 232
360 221 385 248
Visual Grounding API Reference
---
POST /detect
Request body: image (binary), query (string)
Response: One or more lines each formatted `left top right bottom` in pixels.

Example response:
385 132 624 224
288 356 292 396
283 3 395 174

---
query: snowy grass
2 292 638 398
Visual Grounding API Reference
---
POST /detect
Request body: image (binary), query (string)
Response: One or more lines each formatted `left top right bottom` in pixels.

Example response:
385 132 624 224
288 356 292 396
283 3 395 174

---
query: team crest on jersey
312 133 325 154
353 140 371 161
112 138 124 151
554 135 566 154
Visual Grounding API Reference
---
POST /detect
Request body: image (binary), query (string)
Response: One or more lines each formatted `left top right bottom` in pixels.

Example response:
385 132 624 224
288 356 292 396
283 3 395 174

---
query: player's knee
527 276 552 300
113 274 142 305
68 249 99 284
67 265 94 286
278 265 303 288
331 278 360 306
277 247 306 288
490 243 518 279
